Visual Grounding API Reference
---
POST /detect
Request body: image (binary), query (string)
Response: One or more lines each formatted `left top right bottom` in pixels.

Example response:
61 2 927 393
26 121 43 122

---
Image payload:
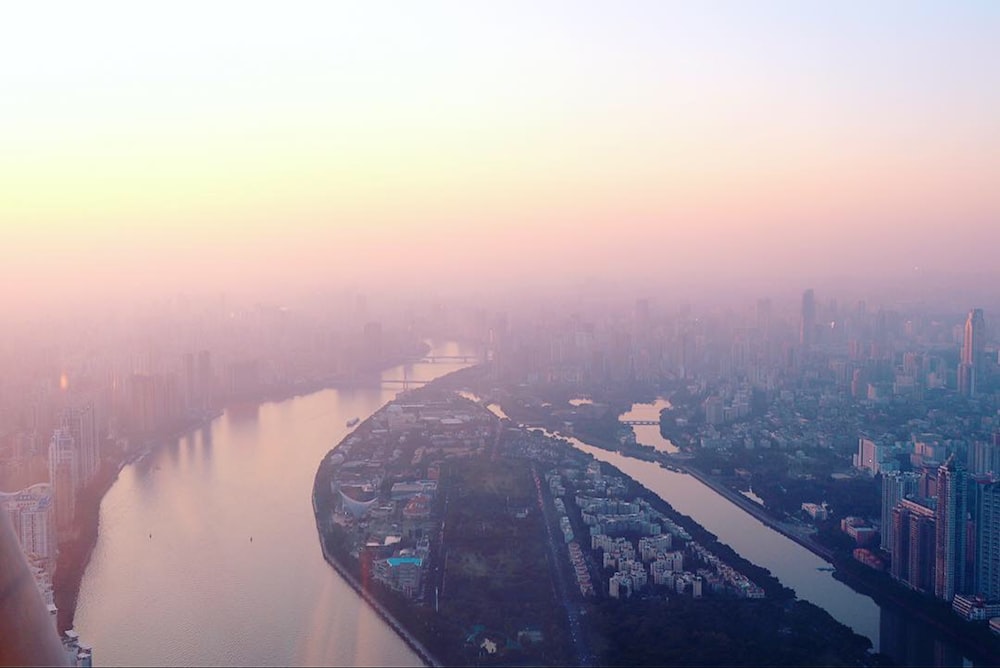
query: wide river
75 341 477 667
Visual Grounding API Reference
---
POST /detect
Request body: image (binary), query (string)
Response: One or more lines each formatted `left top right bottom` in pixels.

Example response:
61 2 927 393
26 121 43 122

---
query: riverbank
655 463 1000 664
313 496 442 668
677 464 836 562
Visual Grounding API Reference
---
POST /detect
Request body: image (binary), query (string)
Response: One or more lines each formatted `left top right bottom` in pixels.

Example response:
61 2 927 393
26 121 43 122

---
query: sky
2 1 998 311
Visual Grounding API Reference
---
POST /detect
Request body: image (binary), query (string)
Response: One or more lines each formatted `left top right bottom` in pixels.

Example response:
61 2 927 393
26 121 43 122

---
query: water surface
75 342 476 666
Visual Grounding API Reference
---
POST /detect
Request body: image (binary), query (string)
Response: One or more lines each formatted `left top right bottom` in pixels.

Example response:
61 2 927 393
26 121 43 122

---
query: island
311 368 880 666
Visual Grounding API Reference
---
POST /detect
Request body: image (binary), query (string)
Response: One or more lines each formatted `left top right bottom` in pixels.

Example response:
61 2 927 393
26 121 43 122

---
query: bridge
620 420 660 426
418 354 481 363
380 378 431 386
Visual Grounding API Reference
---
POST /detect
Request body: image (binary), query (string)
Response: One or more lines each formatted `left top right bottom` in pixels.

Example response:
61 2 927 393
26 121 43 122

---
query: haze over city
3 1 999 313
3 3 1000 668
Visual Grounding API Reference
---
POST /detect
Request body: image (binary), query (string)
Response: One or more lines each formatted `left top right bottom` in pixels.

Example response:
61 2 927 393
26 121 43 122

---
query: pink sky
2 2 998 312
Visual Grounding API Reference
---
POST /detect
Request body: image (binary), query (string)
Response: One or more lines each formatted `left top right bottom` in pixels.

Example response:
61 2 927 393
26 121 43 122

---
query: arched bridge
620 420 660 426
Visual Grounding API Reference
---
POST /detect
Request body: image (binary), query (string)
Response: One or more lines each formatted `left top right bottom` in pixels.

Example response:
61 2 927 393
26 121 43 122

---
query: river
74 341 477 667
619 398 677 453
546 429 974 666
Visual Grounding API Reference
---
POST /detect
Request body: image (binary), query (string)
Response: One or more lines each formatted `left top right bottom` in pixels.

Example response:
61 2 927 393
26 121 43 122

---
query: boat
346 417 360 427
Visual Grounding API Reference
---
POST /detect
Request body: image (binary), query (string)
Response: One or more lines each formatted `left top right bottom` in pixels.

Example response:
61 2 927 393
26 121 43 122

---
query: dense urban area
312 380 873 665
5 286 1000 665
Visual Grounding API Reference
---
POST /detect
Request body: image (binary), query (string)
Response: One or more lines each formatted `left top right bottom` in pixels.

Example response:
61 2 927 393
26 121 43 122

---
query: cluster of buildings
0 295 442 543
1 482 93 665
485 291 1000 638
687 541 766 599
544 458 764 602
322 391 496 601
878 454 1000 619
485 286 997 403
567 541 594 596
3 417 97 660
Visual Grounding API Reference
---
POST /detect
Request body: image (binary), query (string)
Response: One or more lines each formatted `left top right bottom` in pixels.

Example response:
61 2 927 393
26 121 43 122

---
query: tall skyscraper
958 308 985 396
362 321 383 371
882 472 920 552
58 404 98 486
197 350 214 411
936 454 968 601
48 429 78 533
634 298 650 332
183 352 197 412
800 289 816 350
755 298 772 337
972 475 1000 600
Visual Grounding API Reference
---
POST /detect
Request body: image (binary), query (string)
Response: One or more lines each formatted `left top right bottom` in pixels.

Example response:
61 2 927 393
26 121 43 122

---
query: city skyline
3 3 1000 665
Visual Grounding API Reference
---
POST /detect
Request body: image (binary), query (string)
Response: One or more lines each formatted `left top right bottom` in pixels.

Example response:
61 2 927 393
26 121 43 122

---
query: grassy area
437 457 574 665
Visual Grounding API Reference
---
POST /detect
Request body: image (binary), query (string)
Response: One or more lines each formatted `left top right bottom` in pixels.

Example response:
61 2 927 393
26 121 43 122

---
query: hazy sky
2 1 998 309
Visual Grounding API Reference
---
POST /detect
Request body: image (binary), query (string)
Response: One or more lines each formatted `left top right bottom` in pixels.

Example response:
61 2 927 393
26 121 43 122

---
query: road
532 465 595 667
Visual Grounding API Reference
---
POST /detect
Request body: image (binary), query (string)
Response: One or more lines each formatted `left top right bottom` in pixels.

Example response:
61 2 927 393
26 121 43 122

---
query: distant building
703 396 724 426
0 483 55 561
958 308 985 397
197 350 214 410
969 440 1000 476
48 429 77 532
800 289 816 351
801 502 828 521
854 437 893 476
58 404 99 486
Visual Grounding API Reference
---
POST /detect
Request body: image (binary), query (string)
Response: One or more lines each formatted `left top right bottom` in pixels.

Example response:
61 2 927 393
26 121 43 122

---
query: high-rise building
969 440 1000 476
58 404 98 486
48 430 78 532
854 437 893 476
197 350 214 411
936 455 968 601
958 308 985 396
0 483 55 562
362 321 383 371
183 352 197 412
800 289 816 350
891 497 936 592
755 298 772 337
634 298 650 332
972 475 1000 601
882 472 920 551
